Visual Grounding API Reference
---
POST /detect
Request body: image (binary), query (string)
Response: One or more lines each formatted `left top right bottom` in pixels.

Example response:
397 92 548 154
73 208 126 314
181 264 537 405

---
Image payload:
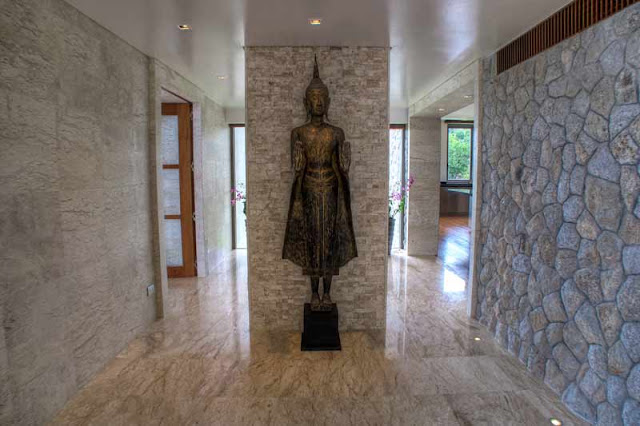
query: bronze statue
283 56 358 312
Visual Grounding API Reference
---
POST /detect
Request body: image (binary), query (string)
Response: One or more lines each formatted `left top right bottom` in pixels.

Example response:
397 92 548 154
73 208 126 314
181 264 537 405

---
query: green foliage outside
447 128 472 181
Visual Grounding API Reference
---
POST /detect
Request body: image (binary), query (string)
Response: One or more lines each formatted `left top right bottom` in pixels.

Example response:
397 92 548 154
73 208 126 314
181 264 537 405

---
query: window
446 122 473 183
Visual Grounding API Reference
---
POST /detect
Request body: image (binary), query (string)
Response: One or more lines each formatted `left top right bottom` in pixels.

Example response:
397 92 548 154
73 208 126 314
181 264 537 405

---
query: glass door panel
162 169 181 215
165 219 184 267
161 102 196 277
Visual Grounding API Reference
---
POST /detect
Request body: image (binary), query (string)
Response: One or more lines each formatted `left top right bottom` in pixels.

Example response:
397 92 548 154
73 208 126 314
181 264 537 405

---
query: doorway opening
439 106 474 282
389 124 408 252
231 124 246 249
161 94 197 278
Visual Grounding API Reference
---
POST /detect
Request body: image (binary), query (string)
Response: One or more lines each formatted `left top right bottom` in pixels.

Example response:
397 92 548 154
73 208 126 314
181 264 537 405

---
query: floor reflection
52 249 586 425
442 268 466 294
438 215 470 283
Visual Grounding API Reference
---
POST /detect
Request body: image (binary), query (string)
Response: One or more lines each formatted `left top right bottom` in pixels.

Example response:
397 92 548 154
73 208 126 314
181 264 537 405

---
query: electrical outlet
147 284 155 297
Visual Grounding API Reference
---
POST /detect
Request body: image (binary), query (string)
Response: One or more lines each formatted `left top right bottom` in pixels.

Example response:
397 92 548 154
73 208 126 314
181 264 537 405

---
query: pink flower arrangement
231 185 246 216
389 175 415 219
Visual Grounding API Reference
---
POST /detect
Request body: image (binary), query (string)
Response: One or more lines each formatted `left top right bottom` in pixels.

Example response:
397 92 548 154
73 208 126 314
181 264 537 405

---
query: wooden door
161 103 196 277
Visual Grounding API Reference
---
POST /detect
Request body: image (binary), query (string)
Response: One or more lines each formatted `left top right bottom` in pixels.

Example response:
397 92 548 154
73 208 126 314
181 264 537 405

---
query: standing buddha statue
282 55 358 311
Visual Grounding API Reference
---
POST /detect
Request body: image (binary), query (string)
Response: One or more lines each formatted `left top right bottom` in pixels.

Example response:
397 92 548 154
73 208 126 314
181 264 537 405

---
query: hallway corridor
51 251 585 425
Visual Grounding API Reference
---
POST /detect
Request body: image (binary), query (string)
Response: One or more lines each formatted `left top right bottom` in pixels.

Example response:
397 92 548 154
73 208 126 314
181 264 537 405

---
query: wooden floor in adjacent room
438 215 471 282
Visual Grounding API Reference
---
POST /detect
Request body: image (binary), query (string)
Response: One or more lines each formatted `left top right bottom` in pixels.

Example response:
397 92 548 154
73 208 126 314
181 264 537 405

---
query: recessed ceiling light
464 94 473 99
178 24 192 31
474 337 481 341
308 18 322 25
438 108 446 112
217 75 228 80
549 419 562 426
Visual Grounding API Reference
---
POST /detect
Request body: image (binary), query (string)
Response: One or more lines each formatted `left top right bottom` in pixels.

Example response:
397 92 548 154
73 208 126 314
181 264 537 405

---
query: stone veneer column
245 47 389 331
476 4 640 424
408 116 441 255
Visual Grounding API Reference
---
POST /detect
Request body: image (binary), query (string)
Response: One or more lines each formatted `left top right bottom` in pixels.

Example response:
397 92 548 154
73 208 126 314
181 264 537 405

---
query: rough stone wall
246 47 389 331
408 116 441 255
477 5 640 424
0 0 156 423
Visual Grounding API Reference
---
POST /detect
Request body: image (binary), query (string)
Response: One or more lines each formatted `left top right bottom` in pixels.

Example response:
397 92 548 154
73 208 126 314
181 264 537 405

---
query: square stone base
301 303 341 351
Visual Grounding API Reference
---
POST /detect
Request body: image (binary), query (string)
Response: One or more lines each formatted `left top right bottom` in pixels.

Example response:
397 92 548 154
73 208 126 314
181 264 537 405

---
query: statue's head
304 55 330 118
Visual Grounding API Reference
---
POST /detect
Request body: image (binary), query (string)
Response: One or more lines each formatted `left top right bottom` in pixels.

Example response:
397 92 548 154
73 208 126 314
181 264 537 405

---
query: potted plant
388 175 414 254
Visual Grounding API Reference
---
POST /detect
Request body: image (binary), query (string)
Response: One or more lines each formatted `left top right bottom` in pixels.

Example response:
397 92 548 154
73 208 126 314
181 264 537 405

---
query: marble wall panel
408 116 441 256
0 0 170 423
476 4 640 424
0 1 230 423
203 97 232 272
245 47 389 331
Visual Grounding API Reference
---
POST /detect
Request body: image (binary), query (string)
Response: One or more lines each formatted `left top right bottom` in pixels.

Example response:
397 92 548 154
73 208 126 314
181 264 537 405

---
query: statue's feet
310 293 322 311
320 293 333 311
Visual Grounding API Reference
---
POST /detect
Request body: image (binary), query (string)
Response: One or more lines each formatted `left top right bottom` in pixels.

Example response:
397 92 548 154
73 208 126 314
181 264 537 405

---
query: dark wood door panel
162 103 196 278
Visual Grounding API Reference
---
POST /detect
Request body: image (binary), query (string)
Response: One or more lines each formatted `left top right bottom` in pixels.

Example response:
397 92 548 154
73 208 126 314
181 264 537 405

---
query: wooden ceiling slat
497 0 639 74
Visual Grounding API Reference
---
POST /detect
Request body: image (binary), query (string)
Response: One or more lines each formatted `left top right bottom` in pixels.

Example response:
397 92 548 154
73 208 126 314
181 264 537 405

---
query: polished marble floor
52 251 586 425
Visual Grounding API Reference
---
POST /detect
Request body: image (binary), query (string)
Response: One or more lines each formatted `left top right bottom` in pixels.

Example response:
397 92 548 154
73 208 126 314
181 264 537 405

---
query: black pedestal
301 303 341 351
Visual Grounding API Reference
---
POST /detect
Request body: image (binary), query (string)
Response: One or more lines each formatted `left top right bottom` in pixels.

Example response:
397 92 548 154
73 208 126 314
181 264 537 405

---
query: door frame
161 103 197 278
150 73 207 318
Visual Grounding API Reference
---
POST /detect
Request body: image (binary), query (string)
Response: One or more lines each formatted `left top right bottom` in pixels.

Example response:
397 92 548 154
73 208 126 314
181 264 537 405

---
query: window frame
445 121 474 185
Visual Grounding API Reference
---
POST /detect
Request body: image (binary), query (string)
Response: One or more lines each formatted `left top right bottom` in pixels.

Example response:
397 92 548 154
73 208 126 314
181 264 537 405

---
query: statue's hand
340 140 351 173
294 140 305 172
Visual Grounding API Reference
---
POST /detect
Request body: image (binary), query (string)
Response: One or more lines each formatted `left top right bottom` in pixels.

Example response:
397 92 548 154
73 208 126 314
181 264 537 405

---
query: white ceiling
65 0 571 110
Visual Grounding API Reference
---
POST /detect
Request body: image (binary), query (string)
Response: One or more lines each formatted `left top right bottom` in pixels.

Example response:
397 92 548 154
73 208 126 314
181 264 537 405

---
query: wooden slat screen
497 0 639 74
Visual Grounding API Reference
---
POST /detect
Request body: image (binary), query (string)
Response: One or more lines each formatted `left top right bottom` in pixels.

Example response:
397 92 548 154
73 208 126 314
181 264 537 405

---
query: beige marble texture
51 252 587 425
0 0 156 423
408 116 441 256
0 0 232 422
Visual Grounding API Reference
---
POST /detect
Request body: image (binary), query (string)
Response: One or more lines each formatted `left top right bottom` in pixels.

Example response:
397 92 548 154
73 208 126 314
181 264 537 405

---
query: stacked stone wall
245 47 389 331
477 5 640 424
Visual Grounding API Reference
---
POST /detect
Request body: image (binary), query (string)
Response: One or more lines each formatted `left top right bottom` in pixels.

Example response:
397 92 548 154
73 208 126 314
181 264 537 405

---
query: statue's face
306 88 329 116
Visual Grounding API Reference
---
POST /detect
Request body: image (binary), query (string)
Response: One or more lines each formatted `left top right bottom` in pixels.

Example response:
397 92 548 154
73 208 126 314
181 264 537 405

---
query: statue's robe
282 128 357 276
